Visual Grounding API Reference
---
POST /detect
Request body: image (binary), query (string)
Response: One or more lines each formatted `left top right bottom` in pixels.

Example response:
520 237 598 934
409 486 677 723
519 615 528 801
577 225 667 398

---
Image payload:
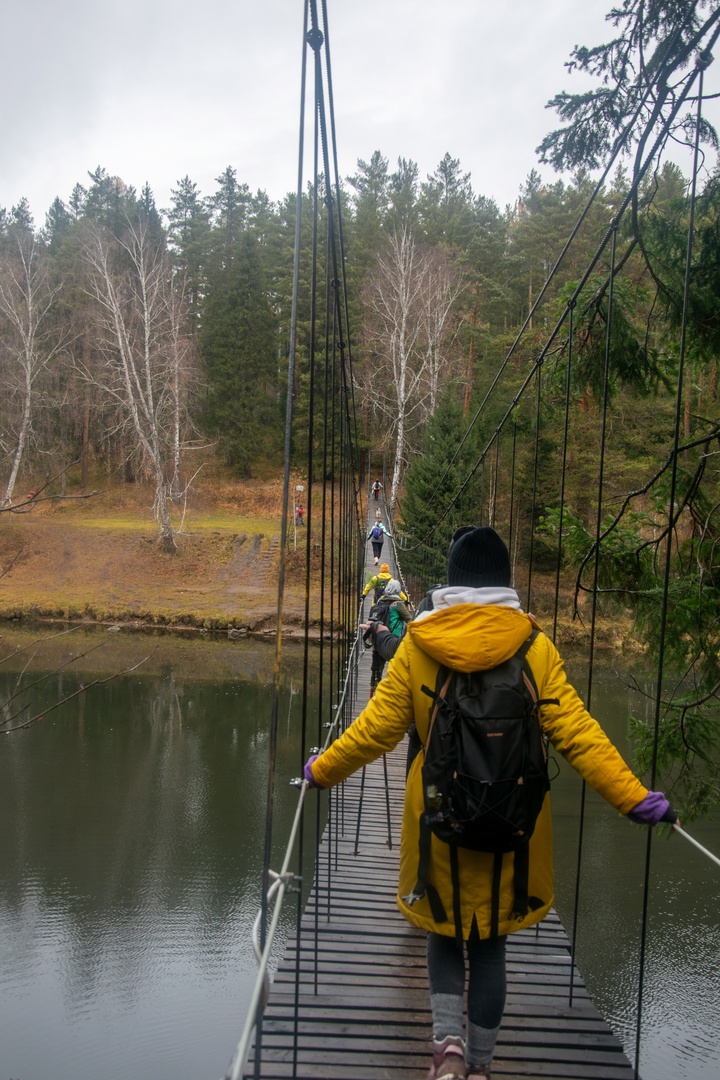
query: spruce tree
400 385 476 586
165 176 212 334
200 227 278 475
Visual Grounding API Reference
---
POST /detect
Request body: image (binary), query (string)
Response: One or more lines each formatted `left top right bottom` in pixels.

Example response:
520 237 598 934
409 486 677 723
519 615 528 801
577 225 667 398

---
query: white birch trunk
84 224 192 551
2 372 31 507
0 238 62 507
362 227 435 514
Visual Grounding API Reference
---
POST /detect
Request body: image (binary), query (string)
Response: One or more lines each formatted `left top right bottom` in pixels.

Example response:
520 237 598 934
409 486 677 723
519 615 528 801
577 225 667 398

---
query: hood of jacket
408 596 535 672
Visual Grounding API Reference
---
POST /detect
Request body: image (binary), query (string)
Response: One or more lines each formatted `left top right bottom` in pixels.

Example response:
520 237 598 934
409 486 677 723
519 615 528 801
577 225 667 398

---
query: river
0 625 718 1079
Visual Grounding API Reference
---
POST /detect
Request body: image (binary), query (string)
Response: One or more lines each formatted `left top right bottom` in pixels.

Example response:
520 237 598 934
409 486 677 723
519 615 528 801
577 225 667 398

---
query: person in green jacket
304 526 676 1080
380 578 412 638
364 578 413 688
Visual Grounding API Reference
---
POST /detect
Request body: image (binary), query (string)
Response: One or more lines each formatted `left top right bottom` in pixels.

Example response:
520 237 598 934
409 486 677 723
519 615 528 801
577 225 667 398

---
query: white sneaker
374 557 378 565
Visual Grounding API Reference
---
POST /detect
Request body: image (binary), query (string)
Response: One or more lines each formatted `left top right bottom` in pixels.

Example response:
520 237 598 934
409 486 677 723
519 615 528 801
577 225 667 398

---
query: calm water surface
551 656 720 1079
0 627 718 1079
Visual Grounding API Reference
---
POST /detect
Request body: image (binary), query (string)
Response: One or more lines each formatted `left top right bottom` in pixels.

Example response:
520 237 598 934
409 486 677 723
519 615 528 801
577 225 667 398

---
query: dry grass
0 474 321 634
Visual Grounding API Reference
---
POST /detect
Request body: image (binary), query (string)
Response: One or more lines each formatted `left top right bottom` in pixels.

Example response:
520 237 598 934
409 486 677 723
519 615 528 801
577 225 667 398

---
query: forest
2 152 716 519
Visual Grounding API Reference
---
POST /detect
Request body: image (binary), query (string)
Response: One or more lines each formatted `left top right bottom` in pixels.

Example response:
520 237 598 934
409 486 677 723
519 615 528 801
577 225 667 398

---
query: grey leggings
426 930 506 1029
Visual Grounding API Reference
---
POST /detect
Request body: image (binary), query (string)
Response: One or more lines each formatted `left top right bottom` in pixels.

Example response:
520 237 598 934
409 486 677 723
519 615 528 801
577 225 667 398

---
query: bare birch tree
420 247 463 413
0 235 64 507
361 228 429 512
361 227 463 511
83 221 194 551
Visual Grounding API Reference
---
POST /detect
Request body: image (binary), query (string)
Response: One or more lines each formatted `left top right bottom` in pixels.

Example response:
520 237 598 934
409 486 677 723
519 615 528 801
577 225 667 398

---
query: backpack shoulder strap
420 666 454 752
516 628 560 711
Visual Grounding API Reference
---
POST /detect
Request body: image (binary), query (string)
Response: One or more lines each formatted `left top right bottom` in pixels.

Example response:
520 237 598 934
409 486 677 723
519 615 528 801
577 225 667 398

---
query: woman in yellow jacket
304 527 675 1080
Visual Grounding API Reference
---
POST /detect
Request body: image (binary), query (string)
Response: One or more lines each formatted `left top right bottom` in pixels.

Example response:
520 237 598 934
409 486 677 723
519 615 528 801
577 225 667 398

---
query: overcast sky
3 0 717 226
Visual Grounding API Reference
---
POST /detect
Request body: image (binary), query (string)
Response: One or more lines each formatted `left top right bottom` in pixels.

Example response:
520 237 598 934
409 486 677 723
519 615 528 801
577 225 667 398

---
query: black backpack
410 630 559 940
373 578 388 602
362 595 393 648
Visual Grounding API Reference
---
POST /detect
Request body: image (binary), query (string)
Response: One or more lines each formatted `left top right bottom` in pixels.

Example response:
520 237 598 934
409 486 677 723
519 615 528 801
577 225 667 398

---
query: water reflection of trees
0 650 316 996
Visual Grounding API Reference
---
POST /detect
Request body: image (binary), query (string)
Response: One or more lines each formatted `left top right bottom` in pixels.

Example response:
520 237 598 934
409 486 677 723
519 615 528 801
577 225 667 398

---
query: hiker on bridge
304 525 676 1080
372 479 383 500
367 517 392 565
362 578 412 689
362 563 408 604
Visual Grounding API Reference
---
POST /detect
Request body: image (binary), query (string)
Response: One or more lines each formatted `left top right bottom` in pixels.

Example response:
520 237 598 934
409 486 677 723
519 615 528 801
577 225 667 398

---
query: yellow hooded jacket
362 569 392 598
311 600 648 941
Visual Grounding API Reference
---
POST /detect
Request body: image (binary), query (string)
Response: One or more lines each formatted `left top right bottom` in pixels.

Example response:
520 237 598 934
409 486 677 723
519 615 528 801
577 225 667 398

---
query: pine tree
418 153 475 248
165 176 211 334
538 1 720 173
201 228 278 475
400 385 476 585
206 166 251 265
347 151 391 267
137 183 164 244
388 157 419 233
43 198 73 252
9 197 34 234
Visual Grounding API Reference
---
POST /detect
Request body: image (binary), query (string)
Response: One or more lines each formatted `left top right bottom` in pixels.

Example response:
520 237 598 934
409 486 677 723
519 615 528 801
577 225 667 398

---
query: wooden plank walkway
245 497 638 1079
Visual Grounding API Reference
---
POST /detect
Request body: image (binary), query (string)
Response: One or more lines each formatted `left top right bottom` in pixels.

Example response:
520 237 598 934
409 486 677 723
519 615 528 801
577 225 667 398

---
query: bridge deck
245 496 637 1079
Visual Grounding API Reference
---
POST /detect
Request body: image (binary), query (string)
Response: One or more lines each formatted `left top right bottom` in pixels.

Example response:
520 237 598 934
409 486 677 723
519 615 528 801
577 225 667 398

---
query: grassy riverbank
0 473 316 635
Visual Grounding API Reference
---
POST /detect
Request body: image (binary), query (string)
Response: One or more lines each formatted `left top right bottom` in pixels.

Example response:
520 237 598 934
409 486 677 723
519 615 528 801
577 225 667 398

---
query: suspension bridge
223 3 720 1079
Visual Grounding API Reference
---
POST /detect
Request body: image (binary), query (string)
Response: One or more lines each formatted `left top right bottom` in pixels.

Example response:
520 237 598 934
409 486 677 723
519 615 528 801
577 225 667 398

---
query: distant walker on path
367 519 391 565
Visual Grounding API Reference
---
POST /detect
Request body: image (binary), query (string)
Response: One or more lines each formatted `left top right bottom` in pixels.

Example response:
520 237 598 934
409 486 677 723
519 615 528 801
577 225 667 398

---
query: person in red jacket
304 526 676 1080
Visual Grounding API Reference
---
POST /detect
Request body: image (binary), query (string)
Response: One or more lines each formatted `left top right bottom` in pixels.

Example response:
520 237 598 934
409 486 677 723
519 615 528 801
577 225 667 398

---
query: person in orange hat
362 563 393 602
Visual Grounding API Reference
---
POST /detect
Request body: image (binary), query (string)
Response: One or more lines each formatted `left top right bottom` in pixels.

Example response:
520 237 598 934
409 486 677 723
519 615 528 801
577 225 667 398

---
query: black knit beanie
446 526 511 588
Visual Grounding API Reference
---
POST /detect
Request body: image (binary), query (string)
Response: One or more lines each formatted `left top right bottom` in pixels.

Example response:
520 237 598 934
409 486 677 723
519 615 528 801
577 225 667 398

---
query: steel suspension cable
289 49 323 1060
568 221 618 1010
310 0 363 530
247 1 311 1075
319 0 361 470
551 301 575 645
632 57 710 1080
525 361 543 612
228 2 364 1076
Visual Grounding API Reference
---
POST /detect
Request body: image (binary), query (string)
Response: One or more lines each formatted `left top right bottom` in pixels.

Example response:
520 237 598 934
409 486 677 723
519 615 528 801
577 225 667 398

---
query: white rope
672 822 720 870
222 631 362 1080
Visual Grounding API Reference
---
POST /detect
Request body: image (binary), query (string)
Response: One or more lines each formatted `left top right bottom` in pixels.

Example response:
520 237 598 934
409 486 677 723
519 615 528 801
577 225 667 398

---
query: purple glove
303 754 324 789
627 790 677 825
